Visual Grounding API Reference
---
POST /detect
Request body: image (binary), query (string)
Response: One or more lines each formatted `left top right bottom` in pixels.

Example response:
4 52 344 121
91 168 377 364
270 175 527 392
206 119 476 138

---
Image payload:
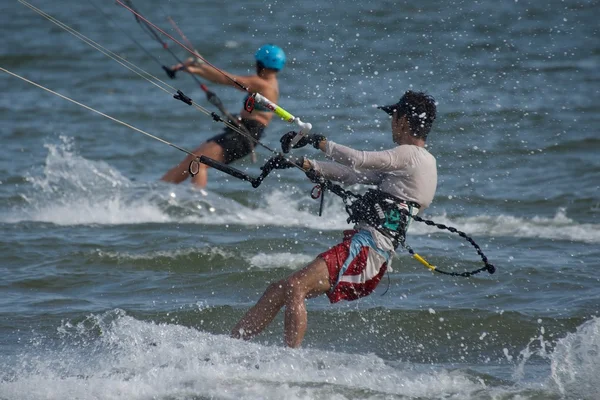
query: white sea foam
93 249 311 270
3 311 597 399
0 310 490 400
247 252 314 270
408 208 600 244
93 246 236 262
6 139 174 225
5 140 351 228
16 195 175 225
193 188 351 230
4 139 599 244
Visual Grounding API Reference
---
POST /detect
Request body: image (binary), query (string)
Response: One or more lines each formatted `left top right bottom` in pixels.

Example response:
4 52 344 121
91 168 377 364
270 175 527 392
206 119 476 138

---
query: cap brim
377 104 398 116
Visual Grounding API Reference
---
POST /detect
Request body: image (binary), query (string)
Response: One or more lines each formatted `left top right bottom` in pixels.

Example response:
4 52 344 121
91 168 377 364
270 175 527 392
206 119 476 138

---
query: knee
193 161 208 172
263 277 300 301
282 276 306 302
190 163 208 184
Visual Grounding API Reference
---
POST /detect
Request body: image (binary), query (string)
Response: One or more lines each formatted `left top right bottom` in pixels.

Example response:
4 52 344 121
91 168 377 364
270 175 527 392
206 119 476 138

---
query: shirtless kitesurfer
231 90 438 347
161 44 285 187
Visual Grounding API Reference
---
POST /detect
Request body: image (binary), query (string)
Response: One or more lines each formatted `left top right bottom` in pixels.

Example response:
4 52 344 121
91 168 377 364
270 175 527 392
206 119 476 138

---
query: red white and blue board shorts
319 230 392 304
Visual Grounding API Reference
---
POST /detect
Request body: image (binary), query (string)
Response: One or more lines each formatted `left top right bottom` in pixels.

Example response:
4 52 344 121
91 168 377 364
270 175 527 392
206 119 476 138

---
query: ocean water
1 0 599 399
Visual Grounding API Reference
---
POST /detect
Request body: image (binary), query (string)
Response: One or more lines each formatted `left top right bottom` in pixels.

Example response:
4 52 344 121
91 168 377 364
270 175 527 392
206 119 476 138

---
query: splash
502 317 600 398
1 136 351 228
549 317 600 398
511 319 553 382
4 137 173 225
0 310 492 400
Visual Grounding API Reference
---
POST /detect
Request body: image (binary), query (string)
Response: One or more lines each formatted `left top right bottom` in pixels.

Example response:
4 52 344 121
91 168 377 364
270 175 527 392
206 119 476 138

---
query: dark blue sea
1 0 599 399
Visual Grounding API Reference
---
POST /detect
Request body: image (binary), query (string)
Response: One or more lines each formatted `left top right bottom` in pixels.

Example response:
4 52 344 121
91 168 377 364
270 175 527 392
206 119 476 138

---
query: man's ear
398 115 409 132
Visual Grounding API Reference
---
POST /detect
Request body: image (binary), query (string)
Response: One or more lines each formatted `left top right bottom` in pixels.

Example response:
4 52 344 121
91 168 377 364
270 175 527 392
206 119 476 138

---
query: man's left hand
172 57 204 72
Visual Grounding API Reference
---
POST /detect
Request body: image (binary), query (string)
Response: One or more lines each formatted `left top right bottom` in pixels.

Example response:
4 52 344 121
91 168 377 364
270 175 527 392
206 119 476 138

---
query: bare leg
231 257 331 348
283 258 331 348
160 141 225 188
231 280 287 340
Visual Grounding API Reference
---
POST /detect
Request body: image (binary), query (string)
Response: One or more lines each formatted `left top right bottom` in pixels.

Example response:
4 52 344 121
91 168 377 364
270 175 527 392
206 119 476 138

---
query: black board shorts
207 116 266 164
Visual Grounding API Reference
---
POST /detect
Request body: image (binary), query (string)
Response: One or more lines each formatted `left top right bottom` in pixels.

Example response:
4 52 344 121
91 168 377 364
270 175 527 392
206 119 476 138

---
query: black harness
344 189 420 249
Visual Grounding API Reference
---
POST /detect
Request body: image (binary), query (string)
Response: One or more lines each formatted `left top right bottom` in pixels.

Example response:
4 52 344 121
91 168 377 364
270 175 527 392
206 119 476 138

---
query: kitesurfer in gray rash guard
308 132 437 252
231 90 438 348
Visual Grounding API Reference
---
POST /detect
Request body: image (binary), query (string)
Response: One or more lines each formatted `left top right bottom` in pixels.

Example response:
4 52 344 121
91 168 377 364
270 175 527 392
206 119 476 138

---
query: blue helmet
255 44 286 71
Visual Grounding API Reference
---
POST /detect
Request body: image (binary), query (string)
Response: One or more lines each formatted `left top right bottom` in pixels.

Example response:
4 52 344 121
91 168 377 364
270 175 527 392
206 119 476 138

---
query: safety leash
401 215 496 277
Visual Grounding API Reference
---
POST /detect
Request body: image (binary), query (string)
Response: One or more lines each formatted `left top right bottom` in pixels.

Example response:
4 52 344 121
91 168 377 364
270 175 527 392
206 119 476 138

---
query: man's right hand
262 155 304 171
280 131 326 153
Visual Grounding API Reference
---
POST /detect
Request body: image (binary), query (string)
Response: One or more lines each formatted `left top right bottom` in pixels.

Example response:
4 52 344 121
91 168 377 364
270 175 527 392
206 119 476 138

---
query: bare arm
175 62 266 92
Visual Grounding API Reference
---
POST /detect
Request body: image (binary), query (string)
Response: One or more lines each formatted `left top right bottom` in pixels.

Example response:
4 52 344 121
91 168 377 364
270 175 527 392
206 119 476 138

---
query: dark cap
377 103 402 116
377 92 413 116
377 91 437 139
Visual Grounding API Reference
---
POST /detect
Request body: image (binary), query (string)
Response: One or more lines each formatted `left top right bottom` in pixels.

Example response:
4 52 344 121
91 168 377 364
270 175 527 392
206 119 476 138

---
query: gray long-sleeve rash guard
310 140 438 253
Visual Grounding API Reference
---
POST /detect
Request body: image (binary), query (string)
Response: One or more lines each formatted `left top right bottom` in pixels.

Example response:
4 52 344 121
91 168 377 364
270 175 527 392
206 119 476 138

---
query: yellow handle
413 253 436 271
272 105 295 122
253 93 294 122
